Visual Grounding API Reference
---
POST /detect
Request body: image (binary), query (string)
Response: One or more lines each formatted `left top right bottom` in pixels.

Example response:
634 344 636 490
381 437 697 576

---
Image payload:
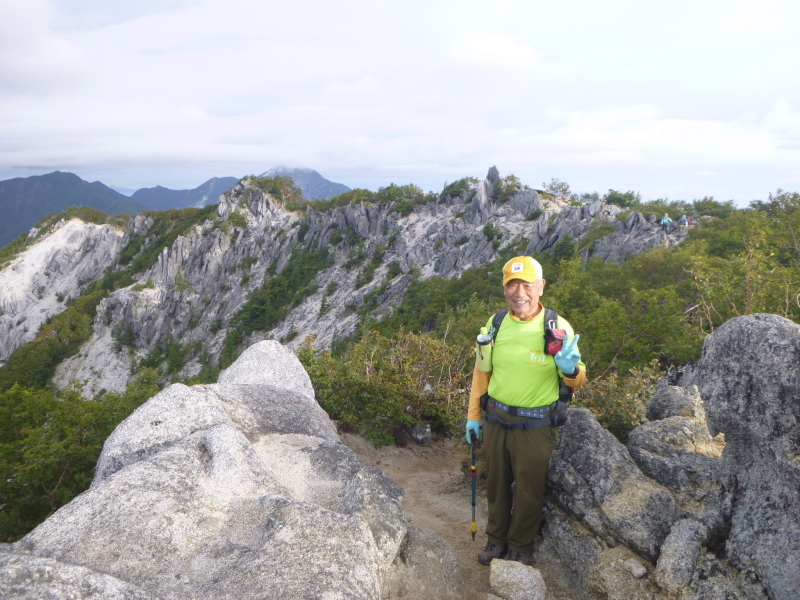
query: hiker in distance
466 256 586 566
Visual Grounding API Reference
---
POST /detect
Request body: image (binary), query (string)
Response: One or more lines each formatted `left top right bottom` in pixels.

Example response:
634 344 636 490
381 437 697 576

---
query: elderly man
466 256 586 566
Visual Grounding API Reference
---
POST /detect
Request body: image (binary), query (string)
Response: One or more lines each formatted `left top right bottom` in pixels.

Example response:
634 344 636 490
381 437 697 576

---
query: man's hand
466 420 482 444
555 334 581 375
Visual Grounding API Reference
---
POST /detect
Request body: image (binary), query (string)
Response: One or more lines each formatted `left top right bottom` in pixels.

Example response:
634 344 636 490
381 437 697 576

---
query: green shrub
574 360 661 442
604 189 641 208
578 222 616 251
355 248 386 288
0 371 160 542
551 234 577 262
297 221 309 242
440 178 478 201
280 328 299 343
121 206 216 275
386 261 402 279
483 223 502 249
174 272 191 292
491 175 521 204
299 330 469 447
228 210 248 229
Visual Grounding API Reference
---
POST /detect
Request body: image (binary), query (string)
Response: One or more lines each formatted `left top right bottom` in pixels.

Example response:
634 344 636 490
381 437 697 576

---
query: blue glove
466 420 482 444
555 334 581 375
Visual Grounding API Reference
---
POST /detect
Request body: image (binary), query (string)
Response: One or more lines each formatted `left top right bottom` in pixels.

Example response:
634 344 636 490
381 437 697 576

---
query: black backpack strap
544 306 558 335
490 309 508 342
545 306 575 407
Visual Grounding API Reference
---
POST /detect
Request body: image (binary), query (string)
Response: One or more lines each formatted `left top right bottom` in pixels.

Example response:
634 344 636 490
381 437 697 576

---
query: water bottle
475 327 493 372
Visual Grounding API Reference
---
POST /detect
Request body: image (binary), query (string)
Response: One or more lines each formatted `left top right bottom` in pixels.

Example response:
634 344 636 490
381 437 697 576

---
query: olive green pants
483 405 558 553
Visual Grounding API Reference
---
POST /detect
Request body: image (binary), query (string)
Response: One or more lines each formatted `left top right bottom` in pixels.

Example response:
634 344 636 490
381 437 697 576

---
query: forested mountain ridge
0 171 147 248
0 169 353 252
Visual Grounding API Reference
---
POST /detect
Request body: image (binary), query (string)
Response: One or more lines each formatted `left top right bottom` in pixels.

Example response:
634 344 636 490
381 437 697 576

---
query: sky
1 0 799 205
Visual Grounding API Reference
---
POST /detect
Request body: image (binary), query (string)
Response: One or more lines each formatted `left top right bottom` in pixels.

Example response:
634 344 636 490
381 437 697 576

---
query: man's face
503 278 545 320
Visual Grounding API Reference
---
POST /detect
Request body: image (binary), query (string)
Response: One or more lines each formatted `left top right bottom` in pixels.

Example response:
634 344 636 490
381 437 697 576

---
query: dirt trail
343 434 581 600
342 434 492 599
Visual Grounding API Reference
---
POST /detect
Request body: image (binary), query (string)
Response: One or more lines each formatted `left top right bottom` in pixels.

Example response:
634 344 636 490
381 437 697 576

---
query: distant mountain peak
258 167 350 201
0 172 147 249
130 177 239 211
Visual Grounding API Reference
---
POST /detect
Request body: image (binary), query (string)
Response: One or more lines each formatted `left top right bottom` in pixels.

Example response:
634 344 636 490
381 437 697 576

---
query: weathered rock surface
654 518 708 596
646 380 708 422
4 341 460 600
0 553 158 600
697 314 800 600
540 314 800 600
627 417 723 507
547 408 685 561
0 218 124 363
381 526 462 600
489 560 547 600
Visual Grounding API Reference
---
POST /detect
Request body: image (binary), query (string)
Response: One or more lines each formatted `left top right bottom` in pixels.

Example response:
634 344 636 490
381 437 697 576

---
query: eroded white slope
0 219 124 364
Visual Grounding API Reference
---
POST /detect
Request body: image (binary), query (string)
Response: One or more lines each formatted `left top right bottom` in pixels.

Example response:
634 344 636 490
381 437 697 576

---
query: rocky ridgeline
1 167 685 396
1 314 797 600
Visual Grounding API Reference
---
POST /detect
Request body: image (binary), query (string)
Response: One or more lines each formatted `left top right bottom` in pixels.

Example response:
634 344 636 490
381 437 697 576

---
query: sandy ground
342 434 579 600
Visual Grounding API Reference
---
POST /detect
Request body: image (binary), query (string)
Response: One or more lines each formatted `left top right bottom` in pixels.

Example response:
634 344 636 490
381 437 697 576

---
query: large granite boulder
696 314 800 600
543 314 800 600
547 408 685 561
4 341 460 600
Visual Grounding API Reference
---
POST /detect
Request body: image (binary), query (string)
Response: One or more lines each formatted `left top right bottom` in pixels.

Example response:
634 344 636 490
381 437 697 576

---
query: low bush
299 330 470 447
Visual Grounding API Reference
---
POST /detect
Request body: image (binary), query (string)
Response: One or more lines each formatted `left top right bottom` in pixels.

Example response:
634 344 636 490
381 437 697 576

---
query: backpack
488 307 574 426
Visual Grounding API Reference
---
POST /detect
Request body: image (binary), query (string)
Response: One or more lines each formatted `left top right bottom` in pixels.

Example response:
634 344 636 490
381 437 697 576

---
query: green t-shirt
485 309 584 408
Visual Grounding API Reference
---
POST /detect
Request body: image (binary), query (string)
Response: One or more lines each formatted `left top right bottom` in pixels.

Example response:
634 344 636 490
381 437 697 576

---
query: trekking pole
470 431 477 542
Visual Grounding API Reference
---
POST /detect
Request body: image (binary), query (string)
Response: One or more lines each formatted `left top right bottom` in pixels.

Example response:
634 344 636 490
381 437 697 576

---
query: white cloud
0 0 798 202
0 0 82 92
763 99 800 137
449 28 539 68
695 0 800 35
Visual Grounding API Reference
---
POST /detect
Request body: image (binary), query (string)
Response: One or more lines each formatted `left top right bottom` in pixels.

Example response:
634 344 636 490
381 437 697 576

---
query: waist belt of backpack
486 397 554 418
485 412 552 430
484 398 556 430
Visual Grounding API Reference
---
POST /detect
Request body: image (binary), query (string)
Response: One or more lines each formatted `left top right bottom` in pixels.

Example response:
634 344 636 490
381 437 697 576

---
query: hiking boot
505 550 535 566
478 542 507 565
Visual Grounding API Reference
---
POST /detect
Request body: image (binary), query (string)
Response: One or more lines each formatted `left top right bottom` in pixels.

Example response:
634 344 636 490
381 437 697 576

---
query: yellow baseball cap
502 256 543 285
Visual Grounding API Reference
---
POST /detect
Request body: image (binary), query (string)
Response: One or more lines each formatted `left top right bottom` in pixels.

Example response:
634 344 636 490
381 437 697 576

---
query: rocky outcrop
0 218 124 364
4 341 461 600
540 314 799 600
696 314 800 600
548 408 685 561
